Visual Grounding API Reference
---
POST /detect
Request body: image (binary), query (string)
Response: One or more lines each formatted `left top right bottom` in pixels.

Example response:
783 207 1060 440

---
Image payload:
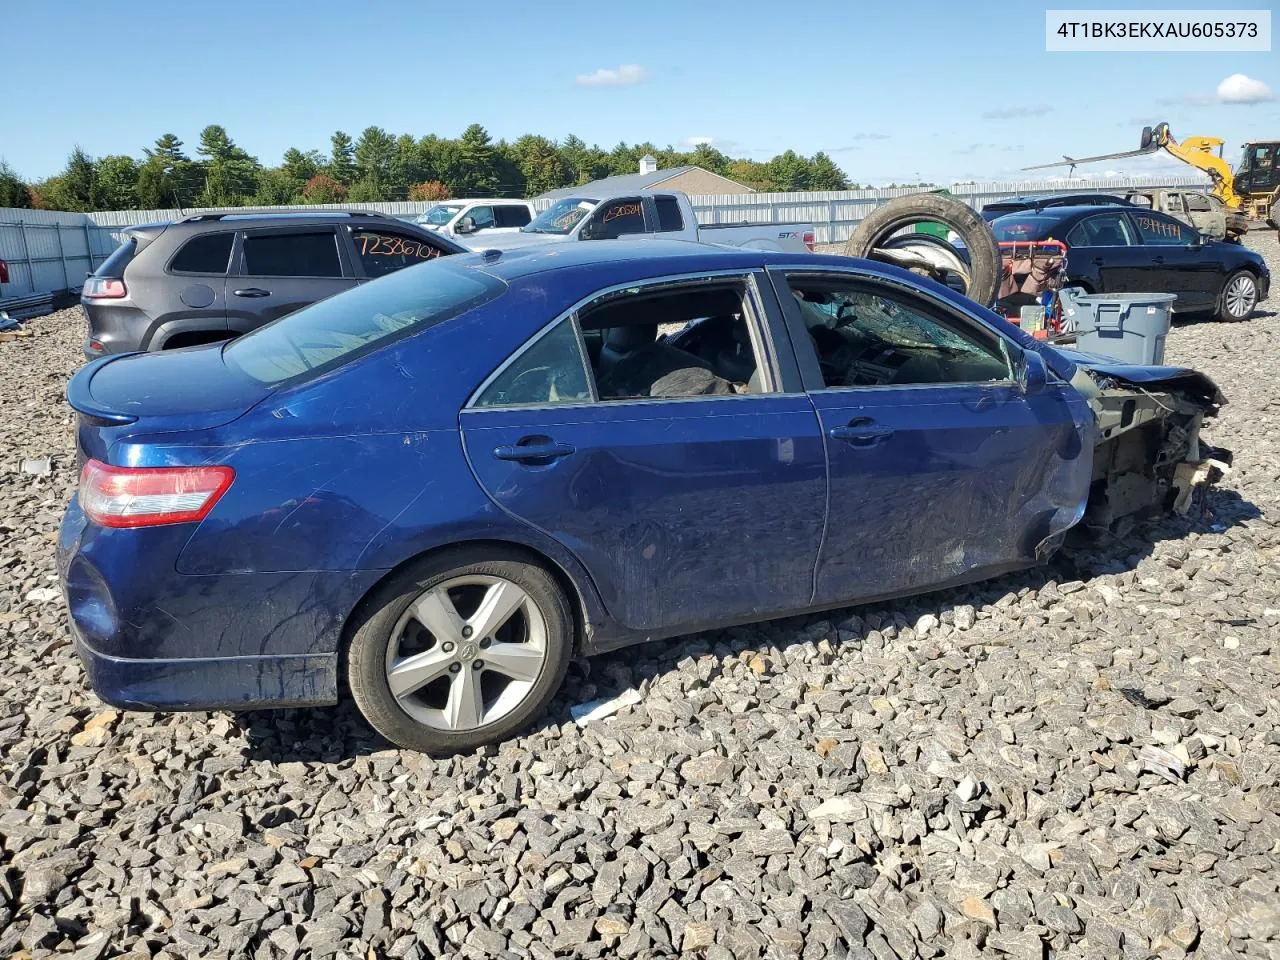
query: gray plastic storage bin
1057 288 1175 366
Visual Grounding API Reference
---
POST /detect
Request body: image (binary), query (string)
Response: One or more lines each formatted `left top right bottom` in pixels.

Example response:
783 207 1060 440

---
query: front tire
1217 270 1259 322
346 548 573 753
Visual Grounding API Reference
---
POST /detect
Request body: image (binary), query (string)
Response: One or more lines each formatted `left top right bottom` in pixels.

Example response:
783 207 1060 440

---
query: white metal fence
0 175 1210 303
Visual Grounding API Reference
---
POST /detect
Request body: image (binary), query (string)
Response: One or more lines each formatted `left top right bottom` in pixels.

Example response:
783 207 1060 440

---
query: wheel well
161 330 234 350
336 540 590 696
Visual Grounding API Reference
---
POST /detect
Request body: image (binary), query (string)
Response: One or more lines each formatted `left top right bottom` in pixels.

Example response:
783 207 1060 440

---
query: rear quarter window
94 237 137 278
224 258 505 386
169 232 234 274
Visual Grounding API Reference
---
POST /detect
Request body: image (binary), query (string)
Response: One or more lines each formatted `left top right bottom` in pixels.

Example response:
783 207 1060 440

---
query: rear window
655 196 684 232
169 232 233 274
94 237 137 278
223 258 506 386
990 216 1058 242
243 231 341 278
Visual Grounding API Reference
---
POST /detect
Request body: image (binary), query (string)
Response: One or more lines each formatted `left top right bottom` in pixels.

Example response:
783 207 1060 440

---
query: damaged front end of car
1065 355 1231 530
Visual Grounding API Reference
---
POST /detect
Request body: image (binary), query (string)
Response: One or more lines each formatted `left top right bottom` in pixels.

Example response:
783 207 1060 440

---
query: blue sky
2 0 1276 186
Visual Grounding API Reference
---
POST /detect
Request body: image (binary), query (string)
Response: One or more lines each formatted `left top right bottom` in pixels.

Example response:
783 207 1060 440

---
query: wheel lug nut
461 626 473 638
472 660 484 671
449 663 461 673
480 638 491 649
442 642 454 653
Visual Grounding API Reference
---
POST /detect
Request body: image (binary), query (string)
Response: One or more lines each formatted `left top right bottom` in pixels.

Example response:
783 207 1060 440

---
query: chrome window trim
464 269 779 410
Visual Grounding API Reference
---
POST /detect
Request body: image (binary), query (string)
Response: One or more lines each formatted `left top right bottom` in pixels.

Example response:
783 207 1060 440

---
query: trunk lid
68 346 274 463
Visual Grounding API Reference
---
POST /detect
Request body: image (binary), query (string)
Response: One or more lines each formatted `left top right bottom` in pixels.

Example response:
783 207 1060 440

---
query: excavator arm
1023 123 1244 211
1148 125 1243 210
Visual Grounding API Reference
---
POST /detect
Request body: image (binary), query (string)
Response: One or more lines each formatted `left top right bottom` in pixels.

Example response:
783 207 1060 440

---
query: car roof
992 204 1131 224
469 238 839 283
988 193 1128 207
167 210 404 229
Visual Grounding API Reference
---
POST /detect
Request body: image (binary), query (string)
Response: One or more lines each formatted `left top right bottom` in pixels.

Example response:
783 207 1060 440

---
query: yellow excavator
1025 122 1280 223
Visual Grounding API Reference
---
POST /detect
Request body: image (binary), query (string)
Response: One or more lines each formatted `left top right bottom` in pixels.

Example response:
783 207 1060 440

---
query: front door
227 226 357 334
459 273 827 633
1125 211 1219 310
1065 211 1147 293
771 268 1094 606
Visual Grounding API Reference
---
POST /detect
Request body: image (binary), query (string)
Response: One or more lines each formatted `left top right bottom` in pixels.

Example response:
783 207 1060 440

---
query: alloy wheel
385 575 548 731
1224 274 1257 319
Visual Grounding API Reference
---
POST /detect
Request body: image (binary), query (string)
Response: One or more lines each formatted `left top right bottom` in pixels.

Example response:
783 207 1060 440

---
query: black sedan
990 205 1270 321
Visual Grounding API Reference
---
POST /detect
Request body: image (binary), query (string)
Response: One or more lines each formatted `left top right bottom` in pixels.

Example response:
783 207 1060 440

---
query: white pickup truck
414 199 536 240
465 190 815 253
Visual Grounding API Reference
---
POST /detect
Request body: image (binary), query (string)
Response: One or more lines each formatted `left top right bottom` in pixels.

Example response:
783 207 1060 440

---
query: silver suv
80 211 465 359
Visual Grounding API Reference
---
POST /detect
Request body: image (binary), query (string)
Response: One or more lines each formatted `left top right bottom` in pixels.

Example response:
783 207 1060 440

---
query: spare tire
844 193 1002 307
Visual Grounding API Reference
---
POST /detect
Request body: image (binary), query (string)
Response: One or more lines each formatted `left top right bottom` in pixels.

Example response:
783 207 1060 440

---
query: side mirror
579 220 603 241
455 216 476 234
1016 349 1048 396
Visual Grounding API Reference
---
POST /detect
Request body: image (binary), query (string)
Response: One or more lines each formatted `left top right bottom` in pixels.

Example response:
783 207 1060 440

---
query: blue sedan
58 240 1224 752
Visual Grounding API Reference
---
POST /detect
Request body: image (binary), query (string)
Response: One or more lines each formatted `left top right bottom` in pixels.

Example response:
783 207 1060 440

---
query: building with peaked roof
536 155 755 200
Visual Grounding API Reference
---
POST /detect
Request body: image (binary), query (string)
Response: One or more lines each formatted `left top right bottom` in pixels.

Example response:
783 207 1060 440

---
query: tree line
0 124 855 212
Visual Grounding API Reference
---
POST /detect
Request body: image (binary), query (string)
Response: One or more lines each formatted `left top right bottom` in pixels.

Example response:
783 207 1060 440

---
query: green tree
327 131 357 186
765 150 810 192
281 148 324 184
353 126 396 198
138 134 199 208
196 124 259 206
347 178 383 202
513 135 570 196
807 152 849 191
690 143 732 177
452 124 499 196
253 167 303 205
0 161 31 208
95 155 139 209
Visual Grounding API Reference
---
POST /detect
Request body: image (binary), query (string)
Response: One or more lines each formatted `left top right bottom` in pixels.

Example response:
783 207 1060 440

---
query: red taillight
79 460 234 528
0 258 9 284
83 278 127 299
803 231 815 252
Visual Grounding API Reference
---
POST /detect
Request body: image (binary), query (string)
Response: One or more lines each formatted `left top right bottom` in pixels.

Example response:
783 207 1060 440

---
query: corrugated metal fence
0 175 1209 303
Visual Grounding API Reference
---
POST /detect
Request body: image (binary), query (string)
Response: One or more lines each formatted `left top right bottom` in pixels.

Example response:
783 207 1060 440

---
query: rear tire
346 547 573 753
1217 270 1259 322
844 193 1002 307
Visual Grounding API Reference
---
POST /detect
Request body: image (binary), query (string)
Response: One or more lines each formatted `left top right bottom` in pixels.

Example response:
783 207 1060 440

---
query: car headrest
604 324 657 352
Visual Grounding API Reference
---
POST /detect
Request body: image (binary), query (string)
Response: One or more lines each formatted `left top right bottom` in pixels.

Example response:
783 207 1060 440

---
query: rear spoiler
66 355 139 425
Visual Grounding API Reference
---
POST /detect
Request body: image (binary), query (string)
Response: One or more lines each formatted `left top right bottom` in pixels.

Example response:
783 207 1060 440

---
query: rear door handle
1092 257 1106 266
829 418 894 446
1152 256 1165 264
493 440 576 463
233 287 271 298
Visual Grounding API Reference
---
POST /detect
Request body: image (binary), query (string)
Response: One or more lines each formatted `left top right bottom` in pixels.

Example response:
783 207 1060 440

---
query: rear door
1126 210 1219 309
772 267 1094 607
228 226 356 332
458 271 827 634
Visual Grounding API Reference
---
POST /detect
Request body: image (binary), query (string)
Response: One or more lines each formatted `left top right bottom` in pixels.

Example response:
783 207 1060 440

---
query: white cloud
1217 73 1275 104
575 64 646 87
686 136 714 146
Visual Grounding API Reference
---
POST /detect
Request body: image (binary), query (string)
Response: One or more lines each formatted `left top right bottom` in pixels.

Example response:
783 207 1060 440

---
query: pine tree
453 124 498 195
807 152 849 191
327 132 357 186
0 161 30 208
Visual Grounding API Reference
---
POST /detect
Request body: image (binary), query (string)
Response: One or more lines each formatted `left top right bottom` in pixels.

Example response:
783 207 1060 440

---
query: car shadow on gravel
232 487 1260 764
1172 306 1276 326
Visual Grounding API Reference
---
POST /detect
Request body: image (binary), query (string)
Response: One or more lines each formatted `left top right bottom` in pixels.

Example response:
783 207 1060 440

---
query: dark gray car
80 211 466 358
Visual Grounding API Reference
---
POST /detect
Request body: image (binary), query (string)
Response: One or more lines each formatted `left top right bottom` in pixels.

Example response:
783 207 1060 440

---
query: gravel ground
1 233 1278 960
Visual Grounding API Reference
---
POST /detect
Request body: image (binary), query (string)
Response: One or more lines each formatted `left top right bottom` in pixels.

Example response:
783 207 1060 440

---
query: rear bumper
71 625 337 711
59 495 352 712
